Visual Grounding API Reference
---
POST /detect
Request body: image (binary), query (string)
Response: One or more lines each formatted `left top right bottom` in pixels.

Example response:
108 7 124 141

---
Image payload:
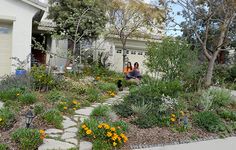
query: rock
65 127 78 133
90 103 101 108
47 134 61 138
61 132 77 140
79 141 92 150
65 138 78 145
45 128 63 134
0 101 3 109
75 107 94 116
38 139 76 150
62 117 77 129
109 111 119 122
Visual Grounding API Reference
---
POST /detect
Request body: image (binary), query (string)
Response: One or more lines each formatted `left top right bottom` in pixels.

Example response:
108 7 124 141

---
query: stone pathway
0 101 4 109
133 136 236 150
38 89 129 150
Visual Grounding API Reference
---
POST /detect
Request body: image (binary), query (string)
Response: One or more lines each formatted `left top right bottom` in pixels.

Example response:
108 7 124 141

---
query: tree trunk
122 42 127 73
205 51 219 87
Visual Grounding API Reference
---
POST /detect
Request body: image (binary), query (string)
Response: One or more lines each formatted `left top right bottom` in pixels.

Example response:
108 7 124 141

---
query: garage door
0 21 12 77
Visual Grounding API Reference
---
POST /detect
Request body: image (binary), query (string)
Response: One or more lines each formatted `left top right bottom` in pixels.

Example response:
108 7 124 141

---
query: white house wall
0 0 40 73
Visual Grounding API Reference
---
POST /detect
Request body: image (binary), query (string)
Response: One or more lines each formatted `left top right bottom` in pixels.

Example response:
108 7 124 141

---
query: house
0 0 68 77
0 0 164 77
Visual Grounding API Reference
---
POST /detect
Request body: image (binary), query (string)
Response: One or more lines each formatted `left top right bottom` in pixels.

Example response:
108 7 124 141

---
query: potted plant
11 57 28 76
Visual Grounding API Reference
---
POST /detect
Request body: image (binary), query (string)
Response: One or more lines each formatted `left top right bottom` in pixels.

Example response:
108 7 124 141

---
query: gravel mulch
120 117 218 150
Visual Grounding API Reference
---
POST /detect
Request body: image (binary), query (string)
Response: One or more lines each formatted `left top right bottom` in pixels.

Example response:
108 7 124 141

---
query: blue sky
144 0 184 36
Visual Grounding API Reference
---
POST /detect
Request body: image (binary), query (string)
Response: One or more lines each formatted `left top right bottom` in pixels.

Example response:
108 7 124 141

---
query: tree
108 0 165 71
146 37 196 80
48 0 108 68
169 0 236 87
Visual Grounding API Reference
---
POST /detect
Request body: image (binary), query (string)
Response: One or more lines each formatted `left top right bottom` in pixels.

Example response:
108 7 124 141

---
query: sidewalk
134 137 236 150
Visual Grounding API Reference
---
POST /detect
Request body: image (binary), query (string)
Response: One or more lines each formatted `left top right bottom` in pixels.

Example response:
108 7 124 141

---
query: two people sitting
124 62 142 81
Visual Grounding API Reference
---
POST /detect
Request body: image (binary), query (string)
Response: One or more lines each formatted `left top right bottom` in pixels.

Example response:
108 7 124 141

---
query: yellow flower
72 100 78 105
0 118 2 122
171 114 176 118
96 76 101 80
180 111 184 116
98 125 103 128
107 132 112 137
81 124 86 128
63 107 67 110
16 93 20 96
84 127 89 131
120 133 125 138
73 108 76 111
59 102 64 105
110 127 116 132
110 93 115 97
86 130 92 135
112 133 118 141
170 117 176 122
113 142 117 147
104 124 110 129
39 129 45 134
118 136 122 142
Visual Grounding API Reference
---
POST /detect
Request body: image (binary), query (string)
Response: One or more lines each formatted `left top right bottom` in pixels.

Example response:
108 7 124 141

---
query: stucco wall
0 0 39 72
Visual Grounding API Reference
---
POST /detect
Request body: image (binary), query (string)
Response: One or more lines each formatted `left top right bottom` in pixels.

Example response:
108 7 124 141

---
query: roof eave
21 0 47 11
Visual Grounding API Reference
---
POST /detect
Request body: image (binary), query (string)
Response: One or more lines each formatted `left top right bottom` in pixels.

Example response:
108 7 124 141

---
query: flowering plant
57 99 80 113
80 119 128 149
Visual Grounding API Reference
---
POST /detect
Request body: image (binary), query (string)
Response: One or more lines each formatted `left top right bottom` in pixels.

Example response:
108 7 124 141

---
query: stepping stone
0 101 3 109
79 141 92 150
38 139 76 150
45 128 63 134
90 103 101 108
65 138 78 145
75 107 94 116
61 132 76 140
65 127 78 133
47 134 61 138
80 116 89 122
62 117 77 129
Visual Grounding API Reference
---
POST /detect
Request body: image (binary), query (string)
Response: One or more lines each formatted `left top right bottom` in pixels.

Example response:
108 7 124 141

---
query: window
138 52 143 55
131 51 136 55
116 50 122 53
126 50 129 54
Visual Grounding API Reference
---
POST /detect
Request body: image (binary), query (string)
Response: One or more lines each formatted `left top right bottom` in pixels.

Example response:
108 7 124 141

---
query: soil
120 117 219 150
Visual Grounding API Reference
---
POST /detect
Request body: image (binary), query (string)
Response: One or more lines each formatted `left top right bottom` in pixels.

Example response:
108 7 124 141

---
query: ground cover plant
80 105 128 150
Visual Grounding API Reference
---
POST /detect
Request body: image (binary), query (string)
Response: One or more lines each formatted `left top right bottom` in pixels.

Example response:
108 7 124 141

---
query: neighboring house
0 0 68 77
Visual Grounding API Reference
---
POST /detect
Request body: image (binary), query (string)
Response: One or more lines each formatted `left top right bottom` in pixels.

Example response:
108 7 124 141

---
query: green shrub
18 92 37 105
218 109 236 121
0 75 32 92
0 88 24 102
0 143 8 150
113 103 133 118
97 82 117 93
34 103 45 115
210 88 231 108
229 65 236 81
46 89 64 103
90 105 110 120
86 88 100 102
11 128 43 150
199 88 231 111
93 139 112 150
193 111 225 132
42 109 63 129
30 65 55 90
112 120 129 132
0 108 15 129
131 114 160 128
4 100 20 112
